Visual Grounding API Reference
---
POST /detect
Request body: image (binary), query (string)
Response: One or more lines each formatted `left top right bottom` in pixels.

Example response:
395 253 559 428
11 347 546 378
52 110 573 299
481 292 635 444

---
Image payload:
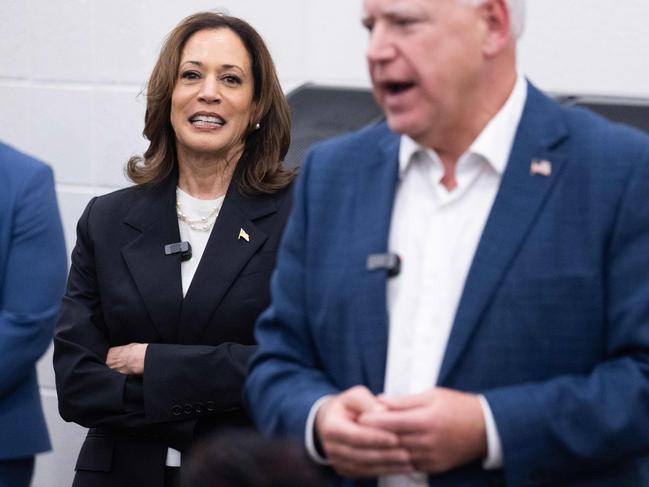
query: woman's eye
222 75 242 86
180 70 200 80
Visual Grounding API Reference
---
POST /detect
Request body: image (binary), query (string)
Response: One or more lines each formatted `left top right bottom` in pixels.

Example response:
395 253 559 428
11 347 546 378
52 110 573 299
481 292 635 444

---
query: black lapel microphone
164 241 192 262
366 253 401 278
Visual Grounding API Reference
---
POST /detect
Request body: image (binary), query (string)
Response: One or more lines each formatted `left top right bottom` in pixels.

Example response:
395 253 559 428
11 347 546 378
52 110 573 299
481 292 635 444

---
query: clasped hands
315 385 487 478
106 343 148 375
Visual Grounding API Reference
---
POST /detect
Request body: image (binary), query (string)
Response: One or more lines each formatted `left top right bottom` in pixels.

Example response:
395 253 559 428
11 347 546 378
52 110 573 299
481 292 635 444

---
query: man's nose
366 24 396 62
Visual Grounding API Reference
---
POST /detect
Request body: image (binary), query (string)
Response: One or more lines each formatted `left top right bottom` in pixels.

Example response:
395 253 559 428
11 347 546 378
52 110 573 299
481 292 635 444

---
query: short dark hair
127 12 294 194
182 431 327 487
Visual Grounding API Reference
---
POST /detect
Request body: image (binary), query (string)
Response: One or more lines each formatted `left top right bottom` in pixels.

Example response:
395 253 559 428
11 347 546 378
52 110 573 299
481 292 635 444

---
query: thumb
343 385 385 414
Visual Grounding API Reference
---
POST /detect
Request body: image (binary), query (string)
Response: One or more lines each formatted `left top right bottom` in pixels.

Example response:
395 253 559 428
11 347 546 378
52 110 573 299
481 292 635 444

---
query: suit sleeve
54 197 155 429
141 342 255 423
244 151 340 439
0 164 67 398
484 143 649 484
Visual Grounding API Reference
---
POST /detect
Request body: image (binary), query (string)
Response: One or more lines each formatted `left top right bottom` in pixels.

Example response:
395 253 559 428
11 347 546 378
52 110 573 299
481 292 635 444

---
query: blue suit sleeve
245 151 340 439
0 164 67 398
484 142 649 484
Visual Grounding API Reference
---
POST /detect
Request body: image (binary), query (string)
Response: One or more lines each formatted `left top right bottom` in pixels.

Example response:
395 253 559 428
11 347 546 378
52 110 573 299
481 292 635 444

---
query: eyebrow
179 60 246 74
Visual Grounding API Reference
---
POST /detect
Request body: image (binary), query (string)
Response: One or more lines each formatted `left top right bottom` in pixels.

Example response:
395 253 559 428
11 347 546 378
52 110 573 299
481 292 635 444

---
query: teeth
191 115 224 125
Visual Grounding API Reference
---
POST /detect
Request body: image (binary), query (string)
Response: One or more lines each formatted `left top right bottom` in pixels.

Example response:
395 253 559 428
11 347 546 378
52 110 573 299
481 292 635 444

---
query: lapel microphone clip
366 253 401 278
164 241 192 262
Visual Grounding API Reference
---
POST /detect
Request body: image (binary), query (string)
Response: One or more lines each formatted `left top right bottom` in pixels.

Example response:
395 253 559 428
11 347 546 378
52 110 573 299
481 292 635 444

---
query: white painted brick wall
1 1 648 485
520 0 649 98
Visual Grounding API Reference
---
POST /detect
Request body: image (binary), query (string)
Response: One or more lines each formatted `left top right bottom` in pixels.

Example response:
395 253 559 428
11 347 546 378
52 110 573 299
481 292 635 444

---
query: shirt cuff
304 395 333 465
165 447 181 467
478 395 503 469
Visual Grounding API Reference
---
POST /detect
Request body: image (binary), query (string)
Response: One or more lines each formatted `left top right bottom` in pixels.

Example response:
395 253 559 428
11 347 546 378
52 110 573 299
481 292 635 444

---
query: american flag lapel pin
238 228 250 242
530 158 552 177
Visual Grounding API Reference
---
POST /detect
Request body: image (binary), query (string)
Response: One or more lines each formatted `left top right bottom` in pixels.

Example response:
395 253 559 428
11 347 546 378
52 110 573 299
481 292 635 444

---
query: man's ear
478 0 512 58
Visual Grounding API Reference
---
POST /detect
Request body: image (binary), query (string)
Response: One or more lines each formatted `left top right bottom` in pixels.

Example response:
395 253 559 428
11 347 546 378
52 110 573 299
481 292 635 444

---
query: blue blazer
245 84 649 486
0 143 67 460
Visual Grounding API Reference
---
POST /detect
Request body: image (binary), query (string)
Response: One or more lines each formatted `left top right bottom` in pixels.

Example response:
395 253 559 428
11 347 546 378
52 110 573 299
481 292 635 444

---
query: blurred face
363 0 486 147
171 28 254 162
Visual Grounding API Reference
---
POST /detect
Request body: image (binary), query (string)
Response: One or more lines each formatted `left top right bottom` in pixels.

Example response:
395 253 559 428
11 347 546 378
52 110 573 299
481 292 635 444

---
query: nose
366 23 396 63
198 77 221 103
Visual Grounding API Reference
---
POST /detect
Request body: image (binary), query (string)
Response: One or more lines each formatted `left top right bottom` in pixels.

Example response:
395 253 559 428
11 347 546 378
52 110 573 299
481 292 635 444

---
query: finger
358 409 426 434
343 386 387 414
105 352 118 368
106 346 122 361
325 417 401 448
379 390 433 410
397 432 431 450
327 442 410 466
326 442 411 466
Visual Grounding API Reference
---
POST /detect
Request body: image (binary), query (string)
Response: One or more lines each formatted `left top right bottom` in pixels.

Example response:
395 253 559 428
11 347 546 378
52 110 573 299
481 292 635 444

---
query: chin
386 114 425 139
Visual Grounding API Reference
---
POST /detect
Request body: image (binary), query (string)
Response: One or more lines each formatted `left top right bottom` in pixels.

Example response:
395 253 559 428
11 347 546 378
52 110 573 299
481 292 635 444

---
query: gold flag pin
238 228 250 242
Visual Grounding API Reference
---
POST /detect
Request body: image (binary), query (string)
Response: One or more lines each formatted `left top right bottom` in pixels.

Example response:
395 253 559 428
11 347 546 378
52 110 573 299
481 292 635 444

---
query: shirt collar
398 74 528 178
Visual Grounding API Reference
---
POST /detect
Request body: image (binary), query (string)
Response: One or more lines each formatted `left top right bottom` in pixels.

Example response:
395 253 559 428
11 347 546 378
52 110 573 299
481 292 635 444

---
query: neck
177 146 243 199
425 62 518 188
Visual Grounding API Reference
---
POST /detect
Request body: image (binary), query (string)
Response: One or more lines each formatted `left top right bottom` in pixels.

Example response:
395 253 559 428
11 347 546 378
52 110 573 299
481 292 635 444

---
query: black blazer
53 169 293 487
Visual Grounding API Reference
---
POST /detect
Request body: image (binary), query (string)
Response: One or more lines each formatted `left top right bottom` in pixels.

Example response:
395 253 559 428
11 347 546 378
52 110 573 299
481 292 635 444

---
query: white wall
1 1 648 485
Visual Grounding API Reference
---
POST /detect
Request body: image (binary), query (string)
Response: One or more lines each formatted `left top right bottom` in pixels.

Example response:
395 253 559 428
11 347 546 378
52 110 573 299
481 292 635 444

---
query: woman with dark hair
54 12 294 487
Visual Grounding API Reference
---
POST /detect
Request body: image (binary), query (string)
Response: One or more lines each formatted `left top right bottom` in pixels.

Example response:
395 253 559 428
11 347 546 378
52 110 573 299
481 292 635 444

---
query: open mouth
383 81 415 95
190 114 225 128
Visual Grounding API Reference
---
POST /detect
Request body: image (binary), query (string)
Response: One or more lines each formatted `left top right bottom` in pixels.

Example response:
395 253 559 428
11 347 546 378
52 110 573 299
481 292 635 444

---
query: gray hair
462 0 525 39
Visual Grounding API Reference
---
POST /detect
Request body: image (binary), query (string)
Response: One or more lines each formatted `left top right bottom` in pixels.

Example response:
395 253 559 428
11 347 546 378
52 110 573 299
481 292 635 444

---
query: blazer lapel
438 84 570 385
353 126 400 394
178 183 275 344
121 174 184 343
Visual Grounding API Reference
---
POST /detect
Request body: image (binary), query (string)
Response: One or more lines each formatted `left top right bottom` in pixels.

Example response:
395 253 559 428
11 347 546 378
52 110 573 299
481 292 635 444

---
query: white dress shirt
165 187 225 467
306 75 528 484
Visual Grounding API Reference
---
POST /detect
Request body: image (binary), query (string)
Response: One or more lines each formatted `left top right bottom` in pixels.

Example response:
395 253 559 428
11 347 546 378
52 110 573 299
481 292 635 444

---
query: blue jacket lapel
438 84 570 385
352 125 400 394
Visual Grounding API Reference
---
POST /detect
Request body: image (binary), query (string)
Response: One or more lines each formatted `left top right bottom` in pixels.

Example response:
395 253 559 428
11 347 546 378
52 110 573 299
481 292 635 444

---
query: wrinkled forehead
362 0 475 24
362 0 525 39
363 0 432 17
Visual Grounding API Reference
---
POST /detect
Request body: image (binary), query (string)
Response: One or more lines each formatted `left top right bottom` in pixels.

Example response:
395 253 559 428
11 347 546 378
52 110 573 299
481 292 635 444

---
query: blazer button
171 405 182 416
183 403 193 415
206 401 215 412
194 402 203 414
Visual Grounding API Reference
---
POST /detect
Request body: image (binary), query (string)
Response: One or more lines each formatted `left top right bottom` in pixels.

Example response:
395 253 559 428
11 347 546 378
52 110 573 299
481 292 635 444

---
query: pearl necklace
176 189 221 232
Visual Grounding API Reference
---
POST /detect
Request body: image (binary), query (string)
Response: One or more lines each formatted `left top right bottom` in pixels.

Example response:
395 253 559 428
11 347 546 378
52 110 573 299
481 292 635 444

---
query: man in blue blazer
0 142 67 486
246 0 649 485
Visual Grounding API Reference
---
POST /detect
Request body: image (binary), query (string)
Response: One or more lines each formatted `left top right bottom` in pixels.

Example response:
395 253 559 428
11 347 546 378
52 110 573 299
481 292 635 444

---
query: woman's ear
250 102 262 132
